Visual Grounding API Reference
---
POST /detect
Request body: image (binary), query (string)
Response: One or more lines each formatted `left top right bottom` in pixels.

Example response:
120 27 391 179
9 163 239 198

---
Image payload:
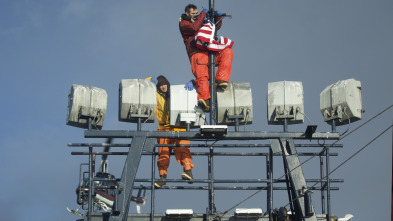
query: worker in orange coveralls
147 76 195 188
180 4 233 112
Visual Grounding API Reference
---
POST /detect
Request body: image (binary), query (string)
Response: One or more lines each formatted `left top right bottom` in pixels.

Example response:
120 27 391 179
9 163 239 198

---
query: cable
244 109 250 132
281 123 393 210
298 110 312 125
217 104 393 217
340 107 350 136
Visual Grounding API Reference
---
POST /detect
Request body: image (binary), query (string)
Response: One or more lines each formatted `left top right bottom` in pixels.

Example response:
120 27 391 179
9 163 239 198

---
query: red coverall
179 12 233 101
156 89 194 176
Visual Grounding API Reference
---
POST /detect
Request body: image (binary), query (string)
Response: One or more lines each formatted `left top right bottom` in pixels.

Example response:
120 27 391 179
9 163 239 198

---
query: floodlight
217 82 253 125
165 209 194 219
66 84 107 130
169 85 205 127
267 81 304 125
119 79 156 123
234 208 263 219
320 79 362 126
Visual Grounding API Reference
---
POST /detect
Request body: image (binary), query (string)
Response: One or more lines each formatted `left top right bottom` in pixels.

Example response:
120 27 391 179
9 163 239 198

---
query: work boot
215 80 228 90
181 169 193 184
154 174 167 188
198 99 210 112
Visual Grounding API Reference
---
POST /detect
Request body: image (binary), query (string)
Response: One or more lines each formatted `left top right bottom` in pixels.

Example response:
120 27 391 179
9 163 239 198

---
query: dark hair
156 75 170 97
185 4 197 13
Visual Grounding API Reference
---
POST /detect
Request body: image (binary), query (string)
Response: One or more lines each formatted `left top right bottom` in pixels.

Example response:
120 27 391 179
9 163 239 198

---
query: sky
1 0 392 220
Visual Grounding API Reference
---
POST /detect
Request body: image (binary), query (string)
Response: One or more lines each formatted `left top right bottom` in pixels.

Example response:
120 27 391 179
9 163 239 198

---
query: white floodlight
119 79 156 123
267 81 304 125
169 85 205 127
66 84 107 130
320 79 362 126
165 209 194 219
217 82 253 125
234 208 263 219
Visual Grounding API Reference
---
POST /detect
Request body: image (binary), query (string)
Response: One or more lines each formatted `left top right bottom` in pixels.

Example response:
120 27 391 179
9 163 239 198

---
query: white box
66 84 107 130
320 78 362 125
217 82 253 125
119 79 156 123
169 85 205 127
267 81 304 125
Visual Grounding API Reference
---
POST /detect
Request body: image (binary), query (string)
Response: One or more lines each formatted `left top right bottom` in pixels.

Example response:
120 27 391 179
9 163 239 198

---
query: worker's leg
215 47 233 83
191 52 210 101
173 139 194 171
157 136 171 176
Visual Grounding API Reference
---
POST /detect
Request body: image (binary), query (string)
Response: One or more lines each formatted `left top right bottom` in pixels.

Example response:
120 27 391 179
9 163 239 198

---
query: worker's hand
201 8 209 14
215 10 223 16
184 81 194 91
151 78 158 85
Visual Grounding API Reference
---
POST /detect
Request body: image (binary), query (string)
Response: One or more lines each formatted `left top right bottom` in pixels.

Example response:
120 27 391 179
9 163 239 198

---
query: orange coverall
156 90 194 176
179 11 233 101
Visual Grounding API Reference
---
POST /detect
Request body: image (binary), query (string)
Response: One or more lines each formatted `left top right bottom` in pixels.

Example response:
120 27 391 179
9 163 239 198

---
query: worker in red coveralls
179 4 234 112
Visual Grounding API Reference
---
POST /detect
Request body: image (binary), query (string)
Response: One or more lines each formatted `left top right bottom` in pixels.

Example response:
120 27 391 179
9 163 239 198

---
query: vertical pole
137 118 142 131
88 145 94 221
331 119 336 133
319 155 325 214
151 149 156 221
283 118 288 132
266 151 273 221
208 1 216 218
209 0 217 126
88 117 92 130
326 146 331 220
208 145 215 215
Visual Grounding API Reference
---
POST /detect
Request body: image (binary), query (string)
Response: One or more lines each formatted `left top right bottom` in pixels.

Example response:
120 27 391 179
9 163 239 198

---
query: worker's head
185 4 198 20
157 75 169 93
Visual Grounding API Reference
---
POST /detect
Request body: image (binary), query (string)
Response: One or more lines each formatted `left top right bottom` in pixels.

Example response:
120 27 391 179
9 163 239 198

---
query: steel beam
84 130 340 140
279 138 317 221
109 136 155 221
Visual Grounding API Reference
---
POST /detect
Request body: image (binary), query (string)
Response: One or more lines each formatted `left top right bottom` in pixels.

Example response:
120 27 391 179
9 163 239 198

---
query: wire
340 107 350 136
244 110 249 132
281 123 393 210
298 110 312 125
217 104 393 217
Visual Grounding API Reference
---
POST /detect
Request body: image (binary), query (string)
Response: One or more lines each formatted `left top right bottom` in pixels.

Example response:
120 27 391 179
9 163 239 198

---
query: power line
218 104 393 217
281 123 393 210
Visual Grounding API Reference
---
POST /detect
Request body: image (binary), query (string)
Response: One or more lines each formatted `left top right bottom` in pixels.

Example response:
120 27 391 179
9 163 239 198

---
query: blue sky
1 0 392 220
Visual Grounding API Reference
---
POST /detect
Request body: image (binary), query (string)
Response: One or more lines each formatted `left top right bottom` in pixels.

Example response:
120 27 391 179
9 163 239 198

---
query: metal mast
208 0 217 126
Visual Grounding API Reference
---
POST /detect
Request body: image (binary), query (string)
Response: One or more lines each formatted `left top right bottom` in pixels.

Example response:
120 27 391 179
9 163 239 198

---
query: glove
201 8 209 14
215 10 223 16
184 80 194 91
151 78 158 85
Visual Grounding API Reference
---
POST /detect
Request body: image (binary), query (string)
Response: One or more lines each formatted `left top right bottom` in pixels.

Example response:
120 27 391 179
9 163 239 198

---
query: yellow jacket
146 77 186 132
156 90 170 130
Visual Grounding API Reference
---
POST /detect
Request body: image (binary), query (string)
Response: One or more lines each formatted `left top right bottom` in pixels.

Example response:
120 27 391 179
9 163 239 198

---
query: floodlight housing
66 84 107 130
165 209 194 219
217 82 253 125
267 81 304 125
119 79 156 123
234 208 263 219
169 85 205 127
320 79 362 126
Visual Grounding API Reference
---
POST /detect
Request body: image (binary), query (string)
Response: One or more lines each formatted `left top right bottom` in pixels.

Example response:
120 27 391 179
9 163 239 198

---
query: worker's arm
179 11 207 35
